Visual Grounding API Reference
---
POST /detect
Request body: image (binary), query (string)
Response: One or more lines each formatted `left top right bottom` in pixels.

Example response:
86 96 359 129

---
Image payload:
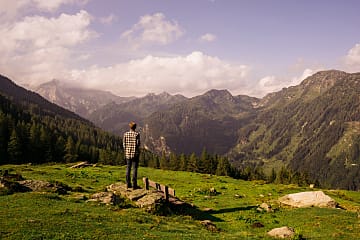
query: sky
1 0 360 98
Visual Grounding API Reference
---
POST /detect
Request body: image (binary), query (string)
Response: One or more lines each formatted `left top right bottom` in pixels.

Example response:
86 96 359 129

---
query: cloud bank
0 10 95 84
69 51 250 97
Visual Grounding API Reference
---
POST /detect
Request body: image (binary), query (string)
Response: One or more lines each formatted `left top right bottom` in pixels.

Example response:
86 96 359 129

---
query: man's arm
123 133 126 149
136 133 140 148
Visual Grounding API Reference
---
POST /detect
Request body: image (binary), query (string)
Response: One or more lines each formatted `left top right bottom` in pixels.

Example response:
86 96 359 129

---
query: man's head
129 121 137 130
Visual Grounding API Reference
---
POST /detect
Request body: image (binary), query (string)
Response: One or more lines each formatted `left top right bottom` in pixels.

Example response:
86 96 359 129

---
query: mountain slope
88 92 188 135
35 80 134 118
228 70 360 190
0 74 123 165
0 75 85 121
143 89 259 155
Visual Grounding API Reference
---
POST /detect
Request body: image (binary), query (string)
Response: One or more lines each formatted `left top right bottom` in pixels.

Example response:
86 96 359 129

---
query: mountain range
28 70 360 190
34 80 135 118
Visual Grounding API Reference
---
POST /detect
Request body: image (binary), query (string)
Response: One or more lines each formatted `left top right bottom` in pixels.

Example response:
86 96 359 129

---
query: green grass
1 164 360 239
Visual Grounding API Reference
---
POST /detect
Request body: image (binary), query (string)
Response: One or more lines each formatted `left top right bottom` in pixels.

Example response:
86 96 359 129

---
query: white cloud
33 0 88 12
0 10 95 85
250 68 317 97
290 68 315 85
0 0 88 20
200 33 217 42
100 14 117 25
345 43 360 71
256 75 279 94
121 12 184 48
69 51 250 97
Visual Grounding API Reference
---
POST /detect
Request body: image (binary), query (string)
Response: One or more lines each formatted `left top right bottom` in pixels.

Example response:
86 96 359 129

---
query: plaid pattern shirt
123 130 140 159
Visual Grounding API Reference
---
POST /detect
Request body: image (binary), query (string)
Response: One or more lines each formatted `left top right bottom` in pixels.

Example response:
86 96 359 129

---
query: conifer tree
187 153 199 172
7 129 22 164
64 136 77 163
216 157 230 176
0 113 10 163
179 153 187 171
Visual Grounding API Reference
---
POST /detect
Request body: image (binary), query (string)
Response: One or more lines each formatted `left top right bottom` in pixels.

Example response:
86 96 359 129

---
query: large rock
18 180 70 194
279 191 337 208
267 226 295 239
88 192 122 205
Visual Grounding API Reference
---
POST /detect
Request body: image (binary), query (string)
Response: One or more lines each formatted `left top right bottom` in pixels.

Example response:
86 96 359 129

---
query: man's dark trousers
126 157 139 188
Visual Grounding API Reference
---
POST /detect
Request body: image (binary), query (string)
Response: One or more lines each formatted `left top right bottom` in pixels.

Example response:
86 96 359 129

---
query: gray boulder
267 226 295 239
279 191 337 208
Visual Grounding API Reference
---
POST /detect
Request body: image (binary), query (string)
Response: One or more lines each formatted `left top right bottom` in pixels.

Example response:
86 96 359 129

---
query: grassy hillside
1 164 360 239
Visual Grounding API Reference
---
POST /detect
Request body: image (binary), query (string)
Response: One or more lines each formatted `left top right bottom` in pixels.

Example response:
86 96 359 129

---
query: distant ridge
0 75 86 122
35 79 135 118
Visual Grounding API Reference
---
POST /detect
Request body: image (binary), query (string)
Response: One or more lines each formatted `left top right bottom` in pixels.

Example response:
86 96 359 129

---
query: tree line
0 94 123 165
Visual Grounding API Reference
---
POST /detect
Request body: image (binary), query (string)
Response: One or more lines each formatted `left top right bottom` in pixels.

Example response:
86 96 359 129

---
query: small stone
259 202 272 212
203 207 213 212
251 222 264 228
200 220 219 232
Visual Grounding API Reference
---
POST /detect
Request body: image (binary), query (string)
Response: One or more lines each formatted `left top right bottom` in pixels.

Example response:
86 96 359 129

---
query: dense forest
0 93 123 165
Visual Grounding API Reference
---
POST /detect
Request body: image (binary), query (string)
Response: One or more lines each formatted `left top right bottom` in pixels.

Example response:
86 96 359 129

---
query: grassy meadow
1 163 360 239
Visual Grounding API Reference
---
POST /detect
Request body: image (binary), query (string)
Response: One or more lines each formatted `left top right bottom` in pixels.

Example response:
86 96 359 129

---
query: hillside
229 70 360 190
0 75 85 121
35 80 135 118
88 92 188 135
143 89 259 155
1 164 359 239
0 75 123 165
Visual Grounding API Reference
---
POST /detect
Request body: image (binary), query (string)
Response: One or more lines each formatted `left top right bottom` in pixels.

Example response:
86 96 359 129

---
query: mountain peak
301 70 348 88
202 89 235 104
204 89 232 98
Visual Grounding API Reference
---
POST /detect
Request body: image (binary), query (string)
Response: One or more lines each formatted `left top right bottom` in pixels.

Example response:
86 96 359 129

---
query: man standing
123 121 141 189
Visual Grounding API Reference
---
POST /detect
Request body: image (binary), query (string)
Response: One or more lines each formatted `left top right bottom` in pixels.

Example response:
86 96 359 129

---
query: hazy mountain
142 89 259 155
88 92 188 135
0 74 123 165
228 70 360 190
0 75 85 121
35 80 135 118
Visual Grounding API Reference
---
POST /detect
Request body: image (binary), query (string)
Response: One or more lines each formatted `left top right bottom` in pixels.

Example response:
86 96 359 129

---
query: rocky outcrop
87 192 123 205
279 191 337 208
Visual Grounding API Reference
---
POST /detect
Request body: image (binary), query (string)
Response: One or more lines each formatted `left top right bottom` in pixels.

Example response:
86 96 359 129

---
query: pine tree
159 151 169 169
187 153 199 172
0 112 10 163
268 168 277 183
169 152 179 170
179 154 187 171
40 126 52 162
54 136 66 162
64 136 77 163
7 129 22 164
29 122 41 163
216 157 230 176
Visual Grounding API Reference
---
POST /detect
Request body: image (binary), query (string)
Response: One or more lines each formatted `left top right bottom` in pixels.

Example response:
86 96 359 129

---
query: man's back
123 130 140 159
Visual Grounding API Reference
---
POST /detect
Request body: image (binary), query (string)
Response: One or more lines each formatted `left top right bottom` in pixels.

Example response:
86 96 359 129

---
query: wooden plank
142 177 149 190
143 178 176 197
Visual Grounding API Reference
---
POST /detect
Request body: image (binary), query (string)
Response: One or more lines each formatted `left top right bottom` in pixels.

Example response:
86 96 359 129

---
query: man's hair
129 121 137 130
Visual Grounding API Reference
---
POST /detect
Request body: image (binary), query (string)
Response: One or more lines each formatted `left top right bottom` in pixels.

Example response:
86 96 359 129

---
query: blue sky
1 0 360 97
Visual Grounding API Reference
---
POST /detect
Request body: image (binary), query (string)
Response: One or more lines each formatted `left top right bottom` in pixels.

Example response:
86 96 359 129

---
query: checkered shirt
123 130 140 159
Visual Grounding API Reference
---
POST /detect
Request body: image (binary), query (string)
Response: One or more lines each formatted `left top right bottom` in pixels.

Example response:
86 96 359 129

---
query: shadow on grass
210 205 257 214
169 203 224 222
